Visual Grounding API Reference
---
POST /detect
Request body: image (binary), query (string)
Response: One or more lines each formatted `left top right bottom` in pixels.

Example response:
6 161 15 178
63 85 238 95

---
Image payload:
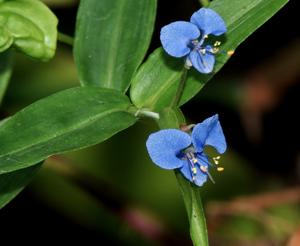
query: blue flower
146 114 227 186
160 8 227 74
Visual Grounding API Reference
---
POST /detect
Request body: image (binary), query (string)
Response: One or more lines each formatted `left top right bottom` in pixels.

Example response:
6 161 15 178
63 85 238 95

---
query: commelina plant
0 0 289 245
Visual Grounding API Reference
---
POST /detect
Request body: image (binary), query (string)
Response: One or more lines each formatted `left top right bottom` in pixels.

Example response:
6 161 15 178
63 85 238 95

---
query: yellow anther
227 50 235 56
212 47 219 53
192 158 197 163
217 167 224 172
192 167 197 174
204 35 208 39
214 41 221 46
200 166 207 172
213 156 221 164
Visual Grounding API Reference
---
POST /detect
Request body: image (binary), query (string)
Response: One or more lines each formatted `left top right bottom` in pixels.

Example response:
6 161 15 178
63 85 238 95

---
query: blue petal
192 114 227 154
189 49 215 74
197 153 212 167
160 21 200 58
190 8 227 36
180 163 208 186
146 129 192 169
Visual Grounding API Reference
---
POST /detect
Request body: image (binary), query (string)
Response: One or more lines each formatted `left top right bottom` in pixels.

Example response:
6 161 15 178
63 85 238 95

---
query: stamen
199 163 216 184
185 152 198 182
192 167 197 174
212 47 219 54
212 156 221 165
200 165 207 172
214 41 221 46
217 167 224 172
184 149 221 185
203 35 208 39
206 170 215 184
192 40 199 46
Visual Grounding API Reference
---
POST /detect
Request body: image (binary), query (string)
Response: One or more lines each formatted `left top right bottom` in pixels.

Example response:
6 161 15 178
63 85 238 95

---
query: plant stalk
57 32 74 46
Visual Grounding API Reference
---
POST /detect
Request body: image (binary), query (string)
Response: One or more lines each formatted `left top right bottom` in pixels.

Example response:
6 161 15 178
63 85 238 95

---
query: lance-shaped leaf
0 51 13 105
74 0 157 92
130 0 289 111
0 87 136 174
0 0 58 61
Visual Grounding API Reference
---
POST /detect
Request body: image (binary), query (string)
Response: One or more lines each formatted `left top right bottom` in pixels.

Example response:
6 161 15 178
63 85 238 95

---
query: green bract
0 0 58 61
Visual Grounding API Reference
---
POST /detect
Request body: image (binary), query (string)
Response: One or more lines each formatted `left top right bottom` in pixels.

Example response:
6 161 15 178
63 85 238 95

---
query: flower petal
180 163 208 186
197 153 212 167
190 8 227 36
192 114 227 154
146 129 192 169
160 21 200 58
189 50 215 74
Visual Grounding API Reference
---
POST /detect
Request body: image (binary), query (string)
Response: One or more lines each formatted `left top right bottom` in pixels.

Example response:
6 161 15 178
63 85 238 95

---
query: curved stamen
186 152 197 181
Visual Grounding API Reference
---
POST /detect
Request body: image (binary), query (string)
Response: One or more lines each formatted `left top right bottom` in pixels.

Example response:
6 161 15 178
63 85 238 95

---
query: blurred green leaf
130 0 288 111
6 48 78 110
0 164 40 209
217 215 266 240
31 165 155 246
0 0 58 61
0 51 12 105
0 87 136 174
74 0 156 92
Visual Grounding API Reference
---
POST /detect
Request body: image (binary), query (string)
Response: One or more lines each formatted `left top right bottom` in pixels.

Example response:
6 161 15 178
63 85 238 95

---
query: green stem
199 0 210 7
135 108 160 120
57 32 74 46
171 67 188 108
158 108 209 246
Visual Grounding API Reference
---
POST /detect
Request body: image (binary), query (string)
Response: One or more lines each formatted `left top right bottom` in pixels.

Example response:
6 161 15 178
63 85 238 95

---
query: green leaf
0 87 136 174
130 0 288 111
0 164 41 209
74 0 157 92
158 107 208 246
0 50 12 105
0 0 58 61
